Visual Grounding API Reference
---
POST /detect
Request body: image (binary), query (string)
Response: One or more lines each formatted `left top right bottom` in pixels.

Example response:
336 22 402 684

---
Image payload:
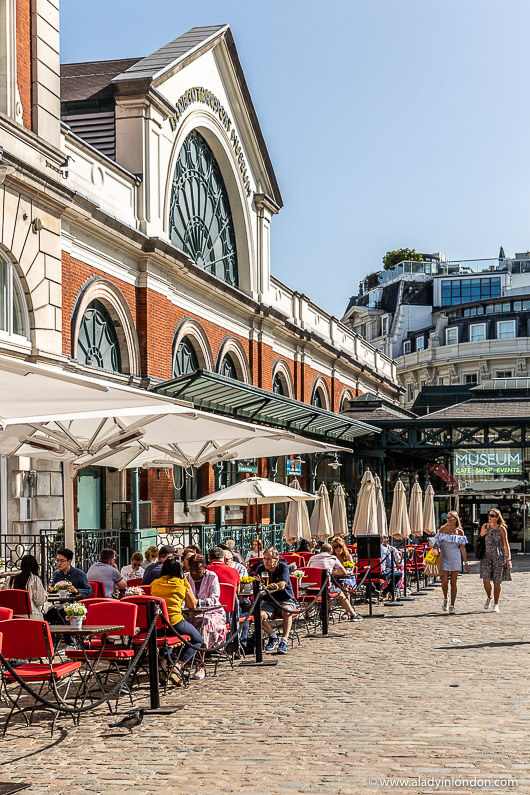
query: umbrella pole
239 579 278 668
386 548 403 607
400 541 414 601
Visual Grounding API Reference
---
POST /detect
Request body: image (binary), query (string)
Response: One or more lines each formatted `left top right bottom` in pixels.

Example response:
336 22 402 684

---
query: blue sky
61 0 530 318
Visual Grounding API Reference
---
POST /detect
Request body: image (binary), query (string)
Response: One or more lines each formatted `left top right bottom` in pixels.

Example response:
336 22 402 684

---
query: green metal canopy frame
154 370 379 445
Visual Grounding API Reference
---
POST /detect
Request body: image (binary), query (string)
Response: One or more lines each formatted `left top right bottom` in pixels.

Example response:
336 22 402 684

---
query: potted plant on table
343 560 355 570
64 602 87 630
239 576 254 595
125 586 144 596
54 580 72 601
293 569 305 580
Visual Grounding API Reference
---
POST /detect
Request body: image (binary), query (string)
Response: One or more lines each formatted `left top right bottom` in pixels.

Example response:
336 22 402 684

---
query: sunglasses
488 512 498 517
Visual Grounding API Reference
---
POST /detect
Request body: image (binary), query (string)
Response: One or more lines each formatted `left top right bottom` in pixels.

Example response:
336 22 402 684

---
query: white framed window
416 335 425 352
495 370 513 378
381 315 389 335
407 384 414 402
469 323 486 342
445 327 458 345
497 320 516 339
462 373 478 385
403 340 411 355
0 256 30 343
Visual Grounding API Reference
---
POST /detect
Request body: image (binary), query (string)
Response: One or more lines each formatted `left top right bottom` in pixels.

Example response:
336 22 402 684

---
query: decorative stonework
173 317 214 372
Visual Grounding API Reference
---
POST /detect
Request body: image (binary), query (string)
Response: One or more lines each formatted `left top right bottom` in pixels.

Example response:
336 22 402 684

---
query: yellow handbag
425 548 443 577
424 548 439 565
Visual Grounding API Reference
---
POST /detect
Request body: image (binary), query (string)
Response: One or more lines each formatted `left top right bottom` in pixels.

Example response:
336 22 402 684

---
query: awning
154 370 379 445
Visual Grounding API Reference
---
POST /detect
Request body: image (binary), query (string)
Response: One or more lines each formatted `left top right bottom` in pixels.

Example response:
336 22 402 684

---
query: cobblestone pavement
0 559 528 795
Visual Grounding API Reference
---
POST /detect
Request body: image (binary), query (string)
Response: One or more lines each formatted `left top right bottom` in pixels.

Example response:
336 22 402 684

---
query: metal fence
0 523 287 586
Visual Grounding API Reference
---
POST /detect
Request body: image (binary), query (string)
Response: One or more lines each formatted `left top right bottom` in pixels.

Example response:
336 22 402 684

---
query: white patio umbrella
194 476 317 544
423 483 436 535
310 482 332 541
331 484 348 538
389 479 411 541
374 474 387 537
352 469 377 536
282 478 311 546
408 479 424 537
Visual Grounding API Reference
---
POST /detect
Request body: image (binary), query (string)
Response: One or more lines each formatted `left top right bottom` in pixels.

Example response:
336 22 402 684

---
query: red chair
289 575 300 600
78 598 114 608
141 584 151 595
281 553 301 567
88 580 105 598
0 589 32 618
218 582 237 615
0 607 13 621
247 557 262 574
65 601 138 712
298 552 313 566
0 619 82 734
127 578 144 587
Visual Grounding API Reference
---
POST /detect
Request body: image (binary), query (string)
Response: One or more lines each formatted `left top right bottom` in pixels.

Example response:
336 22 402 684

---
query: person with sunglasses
432 512 470 614
479 509 512 612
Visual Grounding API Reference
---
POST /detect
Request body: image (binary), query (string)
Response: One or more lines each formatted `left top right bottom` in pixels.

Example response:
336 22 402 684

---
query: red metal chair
140 584 151 595
289 575 300 600
298 552 313 566
88 580 106 598
281 553 301 567
0 607 13 621
0 589 31 618
0 619 82 734
127 578 143 587
65 601 138 712
78 598 114 607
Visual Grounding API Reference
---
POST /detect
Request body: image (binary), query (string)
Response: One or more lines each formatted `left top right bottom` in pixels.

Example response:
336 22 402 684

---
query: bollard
146 600 160 710
320 568 329 636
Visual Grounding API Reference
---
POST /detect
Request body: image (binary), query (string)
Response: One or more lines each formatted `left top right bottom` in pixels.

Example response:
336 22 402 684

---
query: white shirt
308 552 346 575
120 564 145 580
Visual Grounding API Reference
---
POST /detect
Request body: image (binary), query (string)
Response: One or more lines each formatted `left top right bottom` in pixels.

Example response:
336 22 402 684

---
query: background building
343 252 530 407
0 8 400 539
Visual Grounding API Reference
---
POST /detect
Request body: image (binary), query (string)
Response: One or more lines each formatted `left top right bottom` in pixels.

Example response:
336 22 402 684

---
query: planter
68 616 83 629
58 591 69 601
240 584 253 595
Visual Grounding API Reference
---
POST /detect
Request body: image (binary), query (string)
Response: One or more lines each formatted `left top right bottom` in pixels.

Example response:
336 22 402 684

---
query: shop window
77 299 122 373
469 323 486 342
497 320 516 339
0 256 29 342
169 130 238 287
445 327 458 345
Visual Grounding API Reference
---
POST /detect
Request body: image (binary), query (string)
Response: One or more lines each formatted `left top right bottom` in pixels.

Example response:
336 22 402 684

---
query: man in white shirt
308 544 362 621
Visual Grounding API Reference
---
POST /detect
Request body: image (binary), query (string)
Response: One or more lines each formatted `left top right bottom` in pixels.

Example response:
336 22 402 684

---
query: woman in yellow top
151 556 204 678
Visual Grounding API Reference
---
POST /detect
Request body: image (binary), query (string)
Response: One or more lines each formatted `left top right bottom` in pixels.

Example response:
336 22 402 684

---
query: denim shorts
261 596 298 617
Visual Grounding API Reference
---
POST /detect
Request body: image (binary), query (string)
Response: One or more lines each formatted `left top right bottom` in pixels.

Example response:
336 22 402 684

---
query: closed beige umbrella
423 483 436 535
389 479 411 540
331 483 348 538
310 483 332 540
374 474 387 537
352 468 378 536
283 478 312 546
408 479 424 537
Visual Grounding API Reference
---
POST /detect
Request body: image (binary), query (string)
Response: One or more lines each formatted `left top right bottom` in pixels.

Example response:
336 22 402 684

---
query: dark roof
153 370 379 444
424 398 530 420
412 385 472 416
342 393 413 422
61 58 142 103
113 26 226 83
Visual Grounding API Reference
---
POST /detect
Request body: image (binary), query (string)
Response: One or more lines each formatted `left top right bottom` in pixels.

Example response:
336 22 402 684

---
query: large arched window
0 256 29 341
312 389 323 408
272 373 285 395
169 130 238 287
219 354 238 380
77 299 121 373
310 377 330 410
173 335 199 377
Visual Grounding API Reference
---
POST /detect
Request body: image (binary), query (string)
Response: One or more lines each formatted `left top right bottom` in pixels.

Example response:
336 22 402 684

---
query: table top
46 593 79 602
48 624 124 635
183 605 222 614
0 569 21 580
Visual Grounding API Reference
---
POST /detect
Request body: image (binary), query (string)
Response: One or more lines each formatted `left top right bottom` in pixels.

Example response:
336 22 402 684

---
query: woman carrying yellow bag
431 511 470 614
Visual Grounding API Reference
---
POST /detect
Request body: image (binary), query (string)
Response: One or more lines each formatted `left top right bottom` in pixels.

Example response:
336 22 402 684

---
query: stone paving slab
0 559 528 794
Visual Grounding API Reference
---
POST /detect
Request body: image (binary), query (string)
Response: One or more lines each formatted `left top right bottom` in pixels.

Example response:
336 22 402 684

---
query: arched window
0 256 29 341
173 336 199 377
220 354 238 380
311 389 323 408
169 130 238 286
77 299 121 373
272 373 285 395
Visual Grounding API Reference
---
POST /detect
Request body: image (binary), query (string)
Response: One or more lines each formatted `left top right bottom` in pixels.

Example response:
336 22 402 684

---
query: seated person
45 547 92 625
142 545 177 585
255 547 299 655
220 544 248 578
143 546 159 567
308 543 362 621
206 547 240 592
380 537 403 599
330 537 357 591
151 556 204 682
297 538 313 553
224 538 244 565
185 555 227 652
244 539 264 566
121 550 145 580
2 554 46 619
87 548 127 598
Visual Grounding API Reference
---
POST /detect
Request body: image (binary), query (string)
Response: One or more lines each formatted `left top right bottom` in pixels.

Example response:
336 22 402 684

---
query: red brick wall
16 0 31 129
62 253 363 528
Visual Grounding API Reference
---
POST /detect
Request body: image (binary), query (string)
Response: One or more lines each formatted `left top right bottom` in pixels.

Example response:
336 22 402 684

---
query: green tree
383 248 423 270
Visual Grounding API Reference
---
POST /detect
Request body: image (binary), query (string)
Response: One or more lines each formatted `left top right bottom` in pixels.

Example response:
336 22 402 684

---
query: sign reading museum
454 449 523 477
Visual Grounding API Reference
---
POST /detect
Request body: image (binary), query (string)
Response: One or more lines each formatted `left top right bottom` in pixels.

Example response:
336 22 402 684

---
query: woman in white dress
432 511 470 615
2 554 47 619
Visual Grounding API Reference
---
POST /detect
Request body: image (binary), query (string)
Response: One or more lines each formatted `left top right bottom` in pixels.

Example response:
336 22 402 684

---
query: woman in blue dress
432 511 470 614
